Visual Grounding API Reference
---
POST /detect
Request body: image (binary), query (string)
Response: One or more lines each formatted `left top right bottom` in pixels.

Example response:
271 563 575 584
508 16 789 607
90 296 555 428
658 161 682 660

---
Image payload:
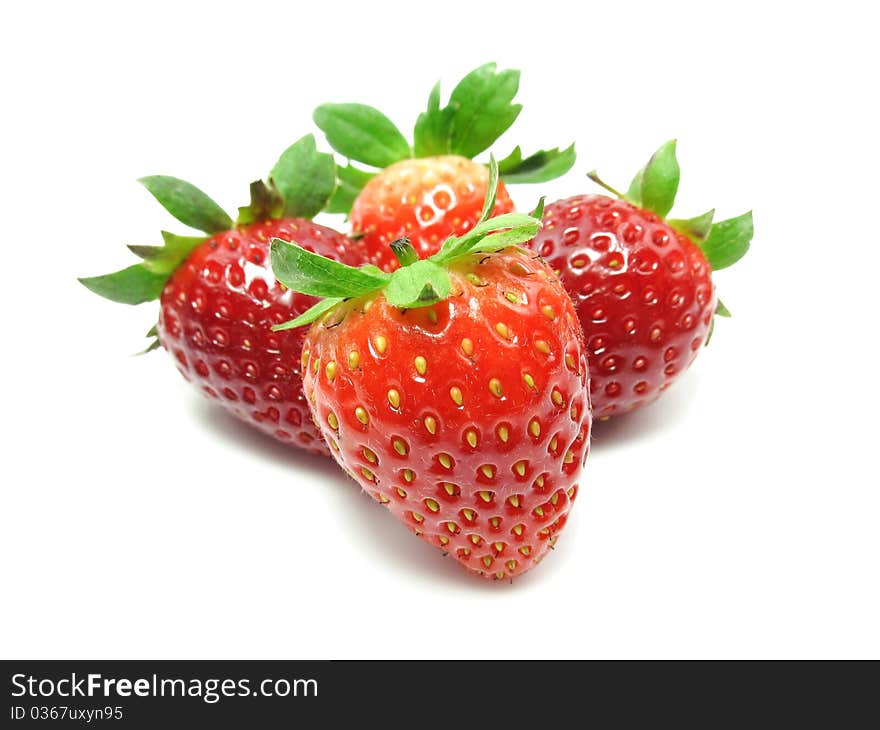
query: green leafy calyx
79 175 229 313
138 176 232 234
629 139 680 217
128 231 210 275
700 211 753 270
80 133 337 356
82 133 336 302
313 62 576 207
325 164 375 217
236 180 285 225
79 265 168 306
588 141 753 268
238 134 337 223
313 103 411 169
270 158 541 329
668 210 715 244
497 144 577 184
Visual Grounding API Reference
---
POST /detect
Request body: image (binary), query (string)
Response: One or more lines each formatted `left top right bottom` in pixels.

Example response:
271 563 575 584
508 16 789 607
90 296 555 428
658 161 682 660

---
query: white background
2 0 878 659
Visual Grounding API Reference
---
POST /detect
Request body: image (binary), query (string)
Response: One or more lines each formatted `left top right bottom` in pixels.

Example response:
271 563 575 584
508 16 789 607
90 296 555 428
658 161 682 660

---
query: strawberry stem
390 237 419 268
269 158 544 329
586 170 624 198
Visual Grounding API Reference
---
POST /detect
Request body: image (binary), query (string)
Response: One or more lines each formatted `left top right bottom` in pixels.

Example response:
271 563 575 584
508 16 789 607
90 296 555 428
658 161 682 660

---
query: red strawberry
530 141 753 418
270 170 591 579
80 135 365 453
314 62 575 270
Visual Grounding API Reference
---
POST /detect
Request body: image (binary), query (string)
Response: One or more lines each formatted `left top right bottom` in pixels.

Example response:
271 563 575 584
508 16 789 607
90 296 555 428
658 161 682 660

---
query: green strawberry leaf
128 231 208 275
638 140 680 218
530 196 545 220
126 245 163 260
137 325 161 355
133 326 160 356
466 223 542 255
433 211 537 263
497 144 576 184
706 299 732 346
236 180 285 225
79 264 168 305
138 176 232 234
413 81 457 157
273 297 344 331
668 209 715 244
325 164 375 215
270 134 336 219
313 103 411 168
496 146 523 172
139 339 161 355
448 63 522 158
625 167 644 206
701 211 753 270
433 157 539 261
479 154 500 223
270 238 390 298
385 260 452 309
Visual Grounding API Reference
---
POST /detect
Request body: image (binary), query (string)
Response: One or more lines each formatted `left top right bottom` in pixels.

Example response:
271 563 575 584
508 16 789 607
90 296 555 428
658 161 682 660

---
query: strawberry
314 62 576 270
529 141 753 418
349 155 514 271
270 165 591 579
79 135 365 453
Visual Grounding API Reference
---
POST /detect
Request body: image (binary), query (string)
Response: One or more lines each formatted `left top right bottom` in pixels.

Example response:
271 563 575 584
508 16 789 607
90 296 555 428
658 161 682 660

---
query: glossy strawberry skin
157 218 364 453
350 155 514 272
301 250 591 579
531 195 716 418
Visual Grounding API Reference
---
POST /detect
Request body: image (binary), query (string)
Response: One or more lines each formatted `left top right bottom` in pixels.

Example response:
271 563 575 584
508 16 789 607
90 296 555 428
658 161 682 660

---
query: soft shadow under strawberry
589 371 701 450
191 398 570 591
